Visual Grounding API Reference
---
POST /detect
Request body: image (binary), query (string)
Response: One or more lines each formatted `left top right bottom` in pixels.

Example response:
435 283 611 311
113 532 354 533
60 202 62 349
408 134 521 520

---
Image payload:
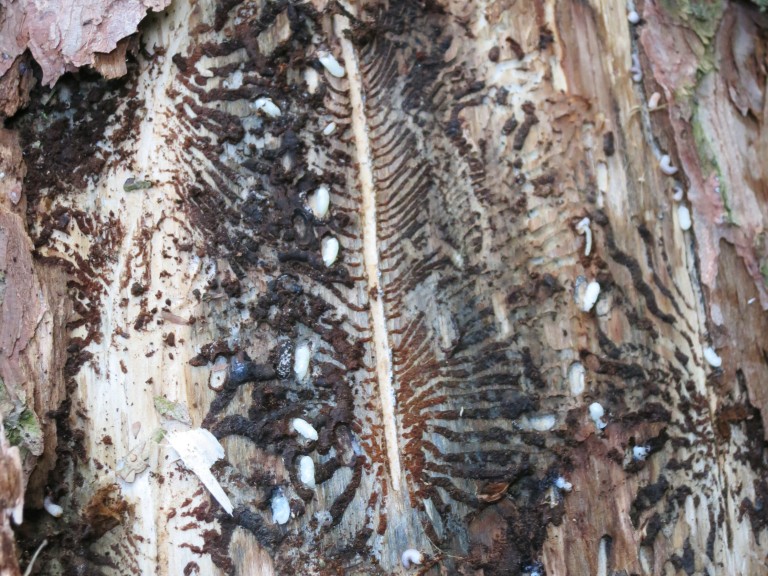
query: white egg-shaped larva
308 185 330 219
321 236 339 267
293 342 311 380
659 154 678 175
322 122 336 136
589 402 607 429
568 362 586 396
44 496 63 518
292 418 318 441
677 205 692 231
528 414 556 431
271 489 291 525
252 97 281 118
401 549 423 569
579 281 601 312
633 445 650 461
628 10 640 24
703 346 722 368
554 477 572 492
298 456 316 488
317 51 345 78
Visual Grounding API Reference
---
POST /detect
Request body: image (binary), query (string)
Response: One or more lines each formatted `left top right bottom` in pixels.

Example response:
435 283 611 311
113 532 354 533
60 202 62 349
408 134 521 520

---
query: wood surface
0 0 767 574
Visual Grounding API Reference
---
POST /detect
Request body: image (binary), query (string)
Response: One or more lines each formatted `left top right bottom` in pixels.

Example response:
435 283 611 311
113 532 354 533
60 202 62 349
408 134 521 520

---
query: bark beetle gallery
2 0 768 575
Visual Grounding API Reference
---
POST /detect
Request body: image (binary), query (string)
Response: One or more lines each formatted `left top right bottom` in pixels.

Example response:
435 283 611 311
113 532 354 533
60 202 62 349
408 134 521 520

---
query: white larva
307 185 330 219
271 489 291 525
292 418 318 441
554 477 573 492
293 342 311 380
672 184 685 202
401 549 423 569
628 10 640 24
648 91 662 110
528 414 556 431
633 445 650 461
659 154 678 175
43 496 63 518
580 281 601 312
252 97 281 118
631 53 643 83
322 122 336 136
575 217 592 256
677 205 692 231
589 402 607 429
298 456 316 488
703 346 722 368
568 362 586 396
317 51 345 78
321 236 339 267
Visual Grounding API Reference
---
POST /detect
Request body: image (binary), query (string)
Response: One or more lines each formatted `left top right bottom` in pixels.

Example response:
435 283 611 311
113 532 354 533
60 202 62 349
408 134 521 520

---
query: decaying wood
1 0 768 575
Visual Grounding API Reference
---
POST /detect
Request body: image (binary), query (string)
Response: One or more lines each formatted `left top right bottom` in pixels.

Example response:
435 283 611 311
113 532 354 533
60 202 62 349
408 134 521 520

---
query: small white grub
252 97 281 118
304 67 320 93
401 549 423 569
703 346 722 368
576 280 601 312
322 122 336 136
633 445 650 461
307 185 330 219
293 342 311 381
575 217 592 256
568 362 586 396
43 496 63 518
317 50 345 77
298 455 316 488
748 297 757 305
648 91 662 110
677 205 692 231
659 154 678 175
321 236 340 267
672 184 685 202
631 53 643 83
528 414 556 431
628 10 640 24
168 428 234 515
271 489 291 524
292 418 318 441
589 402 608 429
554 477 573 492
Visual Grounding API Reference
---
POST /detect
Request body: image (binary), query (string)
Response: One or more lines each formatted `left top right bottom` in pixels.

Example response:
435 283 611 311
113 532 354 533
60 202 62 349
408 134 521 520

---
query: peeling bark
0 0 767 575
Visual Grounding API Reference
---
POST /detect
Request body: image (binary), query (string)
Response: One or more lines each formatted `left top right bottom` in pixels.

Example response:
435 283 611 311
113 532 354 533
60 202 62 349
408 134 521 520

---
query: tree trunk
1 0 768 574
